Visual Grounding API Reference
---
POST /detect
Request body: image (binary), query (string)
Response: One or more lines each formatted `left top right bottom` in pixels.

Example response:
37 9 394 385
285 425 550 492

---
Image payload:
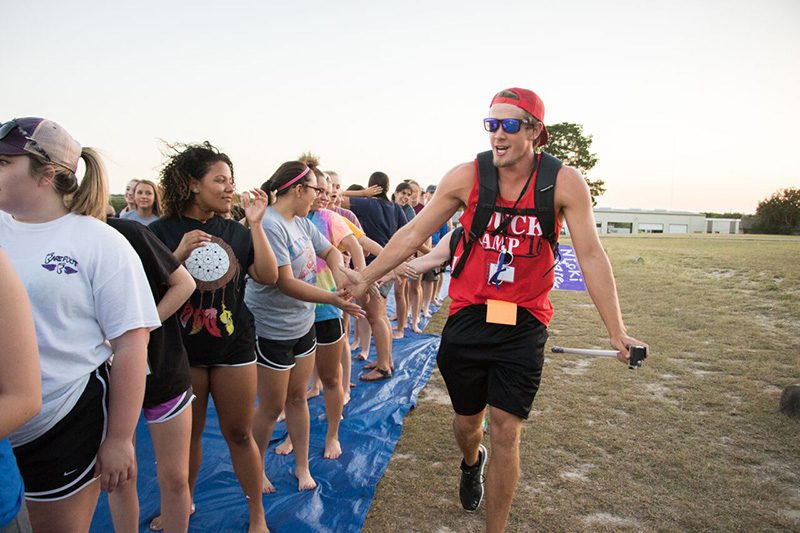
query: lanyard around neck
491 153 539 237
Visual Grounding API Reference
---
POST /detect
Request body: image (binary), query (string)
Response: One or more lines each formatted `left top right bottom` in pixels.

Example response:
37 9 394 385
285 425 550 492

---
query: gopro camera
628 345 647 369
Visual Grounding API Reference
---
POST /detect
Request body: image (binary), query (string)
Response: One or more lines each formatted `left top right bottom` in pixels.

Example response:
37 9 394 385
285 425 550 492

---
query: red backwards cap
490 88 549 146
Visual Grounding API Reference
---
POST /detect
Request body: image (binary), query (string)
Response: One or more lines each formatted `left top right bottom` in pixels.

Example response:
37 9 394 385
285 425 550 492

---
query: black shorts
13 364 110 501
189 317 257 367
255 326 316 371
437 305 547 420
422 269 439 282
377 280 394 299
315 317 344 345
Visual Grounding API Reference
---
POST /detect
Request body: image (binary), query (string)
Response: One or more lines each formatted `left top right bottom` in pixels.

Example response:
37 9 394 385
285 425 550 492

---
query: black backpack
450 150 563 278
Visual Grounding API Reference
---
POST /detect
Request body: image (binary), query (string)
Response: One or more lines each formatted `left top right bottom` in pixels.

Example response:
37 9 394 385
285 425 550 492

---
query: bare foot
275 436 293 455
343 392 351 406
262 472 276 494
392 329 404 339
350 341 361 352
324 438 342 459
411 323 423 334
306 387 321 399
296 469 317 491
149 503 195 531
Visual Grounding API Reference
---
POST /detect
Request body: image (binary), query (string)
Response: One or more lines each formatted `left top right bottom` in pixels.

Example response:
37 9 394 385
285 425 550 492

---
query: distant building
706 218 742 234
589 208 706 235
560 208 743 235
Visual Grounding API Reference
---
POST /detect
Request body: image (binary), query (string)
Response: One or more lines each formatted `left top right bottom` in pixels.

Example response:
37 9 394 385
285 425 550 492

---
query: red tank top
448 157 561 325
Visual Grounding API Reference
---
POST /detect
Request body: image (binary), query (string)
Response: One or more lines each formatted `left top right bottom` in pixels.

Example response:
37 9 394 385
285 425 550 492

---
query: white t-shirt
0 212 161 446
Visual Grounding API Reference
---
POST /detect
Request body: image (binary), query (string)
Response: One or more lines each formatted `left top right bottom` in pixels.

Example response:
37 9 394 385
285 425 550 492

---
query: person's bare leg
148 406 193 532
453 410 485 468
253 365 291 493
433 275 445 305
209 364 269 533
485 406 523 533
108 436 139 533
393 278 408 339
187 367 209 501
361 294 394 380
306 364 321 399
354 317 371 359
315 338 344 459
27 479 101 533
283 354 317 490
409 278 423 333
422 279 435 317
151 367 207 530
340 314 353 404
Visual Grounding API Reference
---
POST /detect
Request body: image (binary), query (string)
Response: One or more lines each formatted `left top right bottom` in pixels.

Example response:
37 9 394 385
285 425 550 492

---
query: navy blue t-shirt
349 197 408 250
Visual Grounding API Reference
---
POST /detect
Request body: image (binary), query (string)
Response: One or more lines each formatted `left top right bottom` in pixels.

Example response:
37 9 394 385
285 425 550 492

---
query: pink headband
276 166 311 192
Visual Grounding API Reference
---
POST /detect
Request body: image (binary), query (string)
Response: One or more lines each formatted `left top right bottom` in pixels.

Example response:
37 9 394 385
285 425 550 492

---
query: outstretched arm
343 163 472 297
557 166 647 363
407 231 455 275
275 254 365 318
339 185 383 209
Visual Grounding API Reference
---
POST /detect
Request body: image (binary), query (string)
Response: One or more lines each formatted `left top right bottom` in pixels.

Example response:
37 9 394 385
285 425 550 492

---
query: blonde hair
29 147 109 220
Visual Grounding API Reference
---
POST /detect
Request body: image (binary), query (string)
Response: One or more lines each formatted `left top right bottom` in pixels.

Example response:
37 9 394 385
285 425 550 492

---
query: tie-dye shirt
307 208 354 322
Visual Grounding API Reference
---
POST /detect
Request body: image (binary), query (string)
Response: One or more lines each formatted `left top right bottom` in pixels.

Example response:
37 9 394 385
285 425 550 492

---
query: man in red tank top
342 88 647 532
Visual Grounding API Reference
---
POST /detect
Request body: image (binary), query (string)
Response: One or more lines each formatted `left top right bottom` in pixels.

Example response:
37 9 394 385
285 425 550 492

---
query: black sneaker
459 444 487 512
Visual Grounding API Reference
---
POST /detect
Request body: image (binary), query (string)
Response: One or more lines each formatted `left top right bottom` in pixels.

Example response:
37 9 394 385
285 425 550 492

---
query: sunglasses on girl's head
483 118 532 134
0 119 55 163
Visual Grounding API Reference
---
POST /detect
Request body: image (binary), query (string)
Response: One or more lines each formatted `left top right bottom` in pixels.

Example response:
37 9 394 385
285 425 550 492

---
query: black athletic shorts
315 317 344 345
422 269 439 282
189 316 257 367
255 326 316 371
437 305 547 419
13 363 109 501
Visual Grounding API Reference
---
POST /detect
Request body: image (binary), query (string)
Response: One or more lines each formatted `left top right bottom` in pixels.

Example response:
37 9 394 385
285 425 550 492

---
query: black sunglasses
0 119 55 163
483 118 532 134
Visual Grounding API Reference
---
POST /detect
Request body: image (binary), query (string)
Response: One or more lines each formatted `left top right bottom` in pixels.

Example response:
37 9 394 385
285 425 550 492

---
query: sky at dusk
3 0 798 214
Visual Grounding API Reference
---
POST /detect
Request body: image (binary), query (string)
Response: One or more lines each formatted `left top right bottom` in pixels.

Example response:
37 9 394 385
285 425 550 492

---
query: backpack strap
450 151 563 279
534 152 562 254
449 225 464 264
451 151 497 279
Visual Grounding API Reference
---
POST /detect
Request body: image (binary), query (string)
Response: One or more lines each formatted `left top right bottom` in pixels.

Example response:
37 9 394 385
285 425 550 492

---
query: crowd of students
0 118 450 533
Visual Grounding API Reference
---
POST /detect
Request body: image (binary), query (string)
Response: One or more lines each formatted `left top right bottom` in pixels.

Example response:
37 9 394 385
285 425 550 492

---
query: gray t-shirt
121 210 160 226
245 207 330 340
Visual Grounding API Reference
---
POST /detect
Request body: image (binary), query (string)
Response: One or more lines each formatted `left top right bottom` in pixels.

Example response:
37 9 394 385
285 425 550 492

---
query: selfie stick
550 346 647 369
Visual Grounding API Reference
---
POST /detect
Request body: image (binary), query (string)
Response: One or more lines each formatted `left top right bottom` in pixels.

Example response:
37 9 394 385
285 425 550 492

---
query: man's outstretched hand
339 266 371 299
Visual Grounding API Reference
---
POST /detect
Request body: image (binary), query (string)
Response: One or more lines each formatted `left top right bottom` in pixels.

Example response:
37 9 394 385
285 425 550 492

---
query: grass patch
364 235 800 532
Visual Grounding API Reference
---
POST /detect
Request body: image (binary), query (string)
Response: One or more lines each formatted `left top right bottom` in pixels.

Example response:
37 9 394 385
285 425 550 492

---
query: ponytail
68 148 109 220
28 146 109 220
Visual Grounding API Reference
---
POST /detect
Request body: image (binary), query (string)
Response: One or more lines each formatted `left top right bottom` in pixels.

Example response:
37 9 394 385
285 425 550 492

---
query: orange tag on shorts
486 299 517 325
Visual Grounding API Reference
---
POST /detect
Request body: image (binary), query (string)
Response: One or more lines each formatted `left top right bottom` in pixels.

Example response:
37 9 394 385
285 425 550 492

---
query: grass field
363 234 800 532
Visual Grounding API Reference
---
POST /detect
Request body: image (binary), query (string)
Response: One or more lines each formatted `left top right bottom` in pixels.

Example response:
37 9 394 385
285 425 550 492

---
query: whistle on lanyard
489 246 509 289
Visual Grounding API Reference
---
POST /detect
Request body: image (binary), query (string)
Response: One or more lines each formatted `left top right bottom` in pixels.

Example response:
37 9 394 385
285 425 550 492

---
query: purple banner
553 244 586 291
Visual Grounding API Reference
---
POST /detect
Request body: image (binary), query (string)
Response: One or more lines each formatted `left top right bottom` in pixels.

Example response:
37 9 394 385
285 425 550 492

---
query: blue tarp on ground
90 295 444 533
